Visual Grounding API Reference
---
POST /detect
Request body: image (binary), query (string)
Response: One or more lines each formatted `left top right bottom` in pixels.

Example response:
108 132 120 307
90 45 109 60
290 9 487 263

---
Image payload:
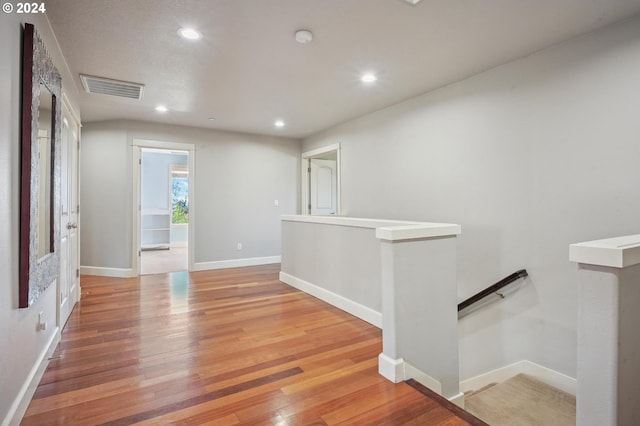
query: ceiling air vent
80 74 144 100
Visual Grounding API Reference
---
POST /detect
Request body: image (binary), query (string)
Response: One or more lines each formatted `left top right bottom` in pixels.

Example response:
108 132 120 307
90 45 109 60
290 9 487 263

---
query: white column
376 223 462 403
570 235 640 426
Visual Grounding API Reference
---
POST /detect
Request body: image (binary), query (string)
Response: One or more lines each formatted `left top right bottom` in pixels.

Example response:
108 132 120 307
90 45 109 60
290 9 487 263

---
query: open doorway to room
140 148 189 274
133 140 195 276
301 143 341 215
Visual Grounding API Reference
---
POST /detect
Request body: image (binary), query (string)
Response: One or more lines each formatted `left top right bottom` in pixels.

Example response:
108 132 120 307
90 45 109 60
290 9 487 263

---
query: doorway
133 140 195 275
302 143 340 215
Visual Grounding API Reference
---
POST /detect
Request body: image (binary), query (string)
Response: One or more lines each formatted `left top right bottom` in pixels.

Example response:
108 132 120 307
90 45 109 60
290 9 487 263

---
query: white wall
81 120 300 269
302 16 640 380
281 220 383 313
0 13 81 424
141 151 188 211
78 122 130 268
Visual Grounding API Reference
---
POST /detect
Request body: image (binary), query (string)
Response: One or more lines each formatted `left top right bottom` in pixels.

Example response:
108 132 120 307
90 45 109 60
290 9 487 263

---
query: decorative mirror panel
20 23 61 308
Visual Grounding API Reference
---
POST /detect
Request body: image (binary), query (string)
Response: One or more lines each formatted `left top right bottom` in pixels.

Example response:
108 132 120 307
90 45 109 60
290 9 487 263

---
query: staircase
464 374 576 426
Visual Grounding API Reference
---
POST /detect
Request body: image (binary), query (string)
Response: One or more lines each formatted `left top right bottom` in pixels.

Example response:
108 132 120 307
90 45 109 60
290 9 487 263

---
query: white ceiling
45 0 640 139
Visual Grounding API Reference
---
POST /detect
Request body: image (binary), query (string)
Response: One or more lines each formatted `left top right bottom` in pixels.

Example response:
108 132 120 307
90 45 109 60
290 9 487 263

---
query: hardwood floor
22 264 485 425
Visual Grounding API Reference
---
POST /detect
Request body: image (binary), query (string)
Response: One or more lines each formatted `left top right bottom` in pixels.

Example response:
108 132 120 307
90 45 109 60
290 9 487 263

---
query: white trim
460 360 577 396
61 92 82 127
282 214 420 229
168 166 189 249
570 234 640 268
301 143 341 215
376 224 461 241
3 327 60 426
60 97 82 330
448 392 466 408
378 353 405 383
404 362 443 394
187 152 195 272
132 139 195 151
378 355 460 405
460 360 523 393
193 256 281 271
132 139 196 275
80 266 137 278
279 271 382 328
281 214 461 239
132 146 141 275
520 360 577 395
301 143 341 159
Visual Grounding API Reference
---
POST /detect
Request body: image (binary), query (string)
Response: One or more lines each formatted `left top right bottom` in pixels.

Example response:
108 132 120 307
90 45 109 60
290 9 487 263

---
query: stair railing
458 269 528 313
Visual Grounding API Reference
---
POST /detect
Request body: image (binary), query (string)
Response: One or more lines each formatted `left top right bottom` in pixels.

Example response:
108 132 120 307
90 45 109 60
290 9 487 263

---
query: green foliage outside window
172 199 188 223
172 177 188 224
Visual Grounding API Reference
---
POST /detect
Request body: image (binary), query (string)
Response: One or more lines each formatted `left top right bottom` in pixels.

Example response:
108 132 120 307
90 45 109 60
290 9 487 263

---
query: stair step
465 382 497 398
464 373 575 426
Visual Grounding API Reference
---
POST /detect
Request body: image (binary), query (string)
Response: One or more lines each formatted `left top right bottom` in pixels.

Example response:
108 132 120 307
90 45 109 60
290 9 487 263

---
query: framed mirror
20 23 62 308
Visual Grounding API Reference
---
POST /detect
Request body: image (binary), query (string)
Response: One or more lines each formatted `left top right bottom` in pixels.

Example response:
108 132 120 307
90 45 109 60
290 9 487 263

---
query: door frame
168 164 189 248
132 139 195 275
301 143 341 215
57 93 81 328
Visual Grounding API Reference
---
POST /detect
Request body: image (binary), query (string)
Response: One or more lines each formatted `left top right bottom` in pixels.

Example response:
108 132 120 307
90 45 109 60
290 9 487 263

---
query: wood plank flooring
22 264 485 425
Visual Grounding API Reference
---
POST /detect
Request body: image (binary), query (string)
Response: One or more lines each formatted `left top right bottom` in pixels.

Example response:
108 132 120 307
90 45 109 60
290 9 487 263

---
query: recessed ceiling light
274 120 285 128
361 73 377 83
155 105 168 113
208 117 216 121
295 29 313 44
178 27 201 40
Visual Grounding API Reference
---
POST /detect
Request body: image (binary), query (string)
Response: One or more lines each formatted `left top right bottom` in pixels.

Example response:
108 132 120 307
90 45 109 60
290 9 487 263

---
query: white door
310 159 337 215
59 105 80 327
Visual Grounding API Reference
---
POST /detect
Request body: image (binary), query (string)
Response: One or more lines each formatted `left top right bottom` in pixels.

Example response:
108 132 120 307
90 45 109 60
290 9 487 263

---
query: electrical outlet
274 199 279 207
237 243 242 251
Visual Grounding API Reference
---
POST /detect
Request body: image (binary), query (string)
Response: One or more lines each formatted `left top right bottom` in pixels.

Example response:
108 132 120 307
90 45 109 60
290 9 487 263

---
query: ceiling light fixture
178 27 201 40
403 0 423 5
274 120 285 128
155 105 168 113
361 73 377 83
295 29 313 44
208 117 216 121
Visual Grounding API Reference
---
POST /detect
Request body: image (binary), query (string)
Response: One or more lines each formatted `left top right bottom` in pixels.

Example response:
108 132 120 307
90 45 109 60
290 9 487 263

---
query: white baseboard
80 266 136 278
378 354 465 406
404 362 443 395
3 327 60 426
81 256 281 277
192 256 281 272
279 271 382 328
378 353 405 383
448 392 466 408
460 360 576 396
520 360 576 395
460 360 524 393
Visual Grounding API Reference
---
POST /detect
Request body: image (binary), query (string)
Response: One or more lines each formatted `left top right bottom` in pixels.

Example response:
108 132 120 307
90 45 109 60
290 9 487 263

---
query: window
170 165 188 224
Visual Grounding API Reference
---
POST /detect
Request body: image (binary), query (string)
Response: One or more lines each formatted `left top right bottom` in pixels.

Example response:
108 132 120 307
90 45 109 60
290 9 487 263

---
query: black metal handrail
457 269 528 312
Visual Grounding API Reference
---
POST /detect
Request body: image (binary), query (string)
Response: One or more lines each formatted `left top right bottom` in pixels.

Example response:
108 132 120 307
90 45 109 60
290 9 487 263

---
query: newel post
570 235 640 426
376 223 463 405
